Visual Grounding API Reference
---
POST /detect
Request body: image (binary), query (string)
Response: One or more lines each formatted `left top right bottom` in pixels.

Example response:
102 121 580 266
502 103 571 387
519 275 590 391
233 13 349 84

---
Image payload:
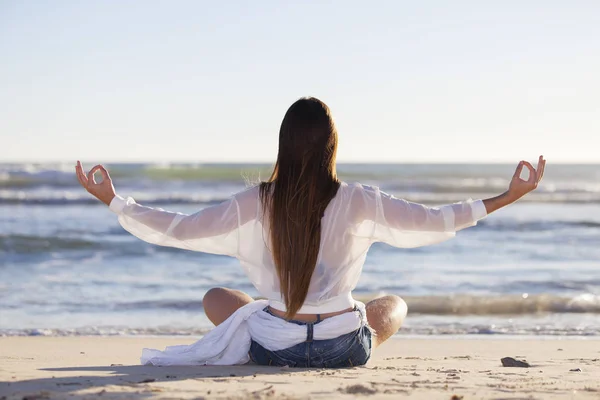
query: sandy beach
1 337 599 399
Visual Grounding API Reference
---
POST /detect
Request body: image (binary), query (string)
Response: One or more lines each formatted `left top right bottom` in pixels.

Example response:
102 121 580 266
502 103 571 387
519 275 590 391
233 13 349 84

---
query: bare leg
203 287 254 326
203 288 406 345
365 295 408 348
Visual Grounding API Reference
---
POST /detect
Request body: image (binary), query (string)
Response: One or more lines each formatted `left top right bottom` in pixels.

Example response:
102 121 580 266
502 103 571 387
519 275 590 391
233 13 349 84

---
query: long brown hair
259 97 340 318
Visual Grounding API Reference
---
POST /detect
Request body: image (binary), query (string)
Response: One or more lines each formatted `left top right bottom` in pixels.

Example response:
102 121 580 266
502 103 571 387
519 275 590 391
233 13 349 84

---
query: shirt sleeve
350 184 487 248
109 187 258 257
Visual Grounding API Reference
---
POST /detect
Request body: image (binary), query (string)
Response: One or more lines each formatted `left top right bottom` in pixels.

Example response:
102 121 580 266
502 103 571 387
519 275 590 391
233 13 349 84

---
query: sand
1 336 599 399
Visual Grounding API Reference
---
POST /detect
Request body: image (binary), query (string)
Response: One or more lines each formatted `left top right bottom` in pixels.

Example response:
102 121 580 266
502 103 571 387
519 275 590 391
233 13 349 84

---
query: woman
75 97 545 367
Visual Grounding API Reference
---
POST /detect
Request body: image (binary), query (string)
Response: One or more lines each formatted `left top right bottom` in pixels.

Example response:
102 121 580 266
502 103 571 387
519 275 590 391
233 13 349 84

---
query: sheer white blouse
109 182 487 314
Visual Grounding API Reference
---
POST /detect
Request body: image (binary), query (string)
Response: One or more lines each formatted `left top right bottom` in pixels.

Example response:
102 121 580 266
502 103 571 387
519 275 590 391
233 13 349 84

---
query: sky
1 1 599 163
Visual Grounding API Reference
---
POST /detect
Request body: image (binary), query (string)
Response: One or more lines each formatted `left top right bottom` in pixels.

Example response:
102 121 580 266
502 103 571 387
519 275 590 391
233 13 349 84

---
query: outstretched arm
74 161 244 256
351 156 546 248
483 155 546 214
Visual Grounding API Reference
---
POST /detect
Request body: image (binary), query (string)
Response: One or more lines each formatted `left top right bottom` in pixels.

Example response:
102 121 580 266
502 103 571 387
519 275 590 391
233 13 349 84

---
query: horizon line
2 160 599 166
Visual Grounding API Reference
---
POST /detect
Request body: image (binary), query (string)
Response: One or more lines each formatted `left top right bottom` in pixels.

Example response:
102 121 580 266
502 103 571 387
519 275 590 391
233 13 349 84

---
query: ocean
1 162 599 337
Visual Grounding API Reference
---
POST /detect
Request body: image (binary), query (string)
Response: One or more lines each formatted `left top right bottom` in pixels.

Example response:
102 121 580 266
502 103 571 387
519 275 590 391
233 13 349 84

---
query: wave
22 294 597 315
3 190 600 206
2 214 600 254
0 164 78 187
2 293 600 337
0 234 99 253
3 324 600 337
0 192 227 206
0 163 269 187
0 234 209 255
478 220 600 231
2 215 599 256
2 163 600 198
133 294 600 314
397 294 600 315
0 326 213 337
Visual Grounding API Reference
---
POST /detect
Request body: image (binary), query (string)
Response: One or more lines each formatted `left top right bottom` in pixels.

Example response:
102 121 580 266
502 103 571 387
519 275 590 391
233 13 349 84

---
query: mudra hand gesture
507 155 546 201
74 156 546 209
75 161 116 206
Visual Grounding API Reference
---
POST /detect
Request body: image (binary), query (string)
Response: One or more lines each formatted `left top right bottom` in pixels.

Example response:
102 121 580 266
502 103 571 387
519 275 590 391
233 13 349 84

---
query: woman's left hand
75 161 116 206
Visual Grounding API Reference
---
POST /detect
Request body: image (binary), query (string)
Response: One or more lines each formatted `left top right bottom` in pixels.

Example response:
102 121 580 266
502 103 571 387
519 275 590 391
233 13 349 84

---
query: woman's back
235 181 486 314
238 182 369 314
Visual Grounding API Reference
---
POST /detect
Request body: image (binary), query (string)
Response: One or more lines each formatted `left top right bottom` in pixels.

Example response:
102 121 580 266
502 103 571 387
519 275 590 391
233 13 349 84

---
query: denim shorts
248 306 372 368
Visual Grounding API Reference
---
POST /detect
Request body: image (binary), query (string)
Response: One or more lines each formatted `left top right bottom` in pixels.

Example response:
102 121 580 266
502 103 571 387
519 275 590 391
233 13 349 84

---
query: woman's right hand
507 155 546 201
483 156 546 214
75 161 117 206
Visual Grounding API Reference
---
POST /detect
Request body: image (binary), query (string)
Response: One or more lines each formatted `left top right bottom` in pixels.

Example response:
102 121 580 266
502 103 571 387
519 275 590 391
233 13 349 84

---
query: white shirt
109 182 487 315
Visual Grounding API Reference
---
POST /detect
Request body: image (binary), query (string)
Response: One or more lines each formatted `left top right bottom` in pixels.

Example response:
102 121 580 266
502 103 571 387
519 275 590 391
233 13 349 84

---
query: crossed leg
202 287 407 348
